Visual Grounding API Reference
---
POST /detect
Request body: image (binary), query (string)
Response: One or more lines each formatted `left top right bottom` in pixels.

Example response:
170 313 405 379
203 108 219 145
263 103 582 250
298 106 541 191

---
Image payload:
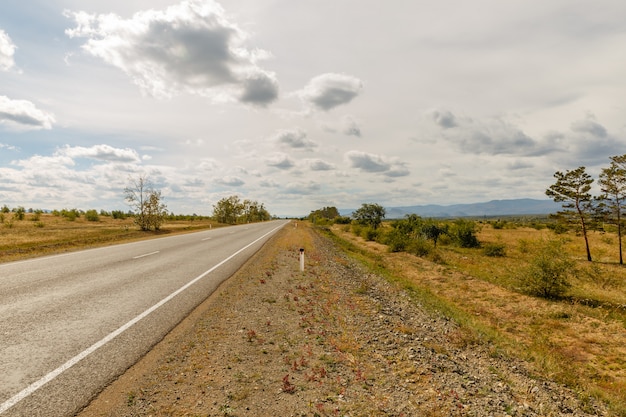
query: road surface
0 220 288 416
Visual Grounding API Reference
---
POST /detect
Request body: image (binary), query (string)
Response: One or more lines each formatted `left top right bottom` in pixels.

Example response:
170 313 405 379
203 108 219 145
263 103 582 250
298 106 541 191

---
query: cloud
571 118 607 138
239 71 279 106
428 109 541 156
305 159 335 171
284 180 321 194
265 152 294 169
345 150 390 172
0 96 55 130
345 150 410 177
65 1 278 105
430 109 457 129
0 29 17 71
341 116 362 137
214 176 244 186
299 73 363 111
273 128 317 150
60 144 141 163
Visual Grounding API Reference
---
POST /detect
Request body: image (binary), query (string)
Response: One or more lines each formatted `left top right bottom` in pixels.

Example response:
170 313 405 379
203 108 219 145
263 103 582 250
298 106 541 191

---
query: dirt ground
77 223 607 417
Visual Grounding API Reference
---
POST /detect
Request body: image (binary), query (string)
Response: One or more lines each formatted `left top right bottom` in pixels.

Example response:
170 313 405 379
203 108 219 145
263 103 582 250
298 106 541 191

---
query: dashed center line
132 251 160 259
201 237 212 241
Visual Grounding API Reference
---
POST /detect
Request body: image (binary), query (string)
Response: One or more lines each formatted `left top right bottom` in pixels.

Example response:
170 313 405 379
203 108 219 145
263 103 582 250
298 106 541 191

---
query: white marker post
299 248 305 272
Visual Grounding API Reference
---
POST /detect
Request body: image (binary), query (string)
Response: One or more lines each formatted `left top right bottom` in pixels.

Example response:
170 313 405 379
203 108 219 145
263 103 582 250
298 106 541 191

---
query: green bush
361 226 380 241
13 206 25 221
518 239 573 299
384 228 410 252
111 210 127 220
334 216 351 224
451 219 480 248
483 242 506 257
409 236 432 257
85 209 100 222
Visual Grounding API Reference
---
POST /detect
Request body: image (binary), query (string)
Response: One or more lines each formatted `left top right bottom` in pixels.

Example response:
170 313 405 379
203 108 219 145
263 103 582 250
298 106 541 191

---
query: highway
0 220 288 416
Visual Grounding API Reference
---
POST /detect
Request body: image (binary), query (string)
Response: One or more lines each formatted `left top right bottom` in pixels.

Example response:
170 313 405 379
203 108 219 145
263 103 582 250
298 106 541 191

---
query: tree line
545 154 626 264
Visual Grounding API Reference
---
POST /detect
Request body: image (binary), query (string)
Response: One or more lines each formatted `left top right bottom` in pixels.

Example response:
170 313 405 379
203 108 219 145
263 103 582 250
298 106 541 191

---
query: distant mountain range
339 199 562 219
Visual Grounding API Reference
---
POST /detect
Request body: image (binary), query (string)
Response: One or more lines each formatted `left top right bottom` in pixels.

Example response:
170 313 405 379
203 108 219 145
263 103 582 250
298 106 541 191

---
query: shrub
31 209 42 221
483 242 506 257
334 216 351 224
361 226 380 242
384 228 410 252
85 209 100 222
518 239 573 299
409 236 432 257
111 210 127 220
13 206 25 221
451 219 480 248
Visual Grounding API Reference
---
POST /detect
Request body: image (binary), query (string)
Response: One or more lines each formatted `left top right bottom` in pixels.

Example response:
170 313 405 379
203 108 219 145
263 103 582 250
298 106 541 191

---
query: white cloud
298 73 363 111
0 29 17 71
60 144 141 163
0 96 55 130
273 128 317 150
65 1 278 105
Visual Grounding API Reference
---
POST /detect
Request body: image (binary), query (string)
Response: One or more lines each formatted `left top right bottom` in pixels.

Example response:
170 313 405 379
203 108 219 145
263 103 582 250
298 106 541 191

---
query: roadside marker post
299 248 305 272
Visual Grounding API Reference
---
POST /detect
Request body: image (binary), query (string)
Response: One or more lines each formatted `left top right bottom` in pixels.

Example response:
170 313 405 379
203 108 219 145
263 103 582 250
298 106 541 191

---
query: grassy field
329 221 626 415
0 212 220 263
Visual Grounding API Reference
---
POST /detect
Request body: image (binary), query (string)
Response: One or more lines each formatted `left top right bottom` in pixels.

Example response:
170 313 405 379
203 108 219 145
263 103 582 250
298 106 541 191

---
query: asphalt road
0 220 289 417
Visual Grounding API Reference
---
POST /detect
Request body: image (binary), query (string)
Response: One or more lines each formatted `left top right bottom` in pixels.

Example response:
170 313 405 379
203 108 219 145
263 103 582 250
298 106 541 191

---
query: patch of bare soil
77 224 606 416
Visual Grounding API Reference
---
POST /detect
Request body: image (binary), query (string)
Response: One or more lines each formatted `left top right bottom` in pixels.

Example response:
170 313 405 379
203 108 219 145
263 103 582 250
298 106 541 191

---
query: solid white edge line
0 222 286 414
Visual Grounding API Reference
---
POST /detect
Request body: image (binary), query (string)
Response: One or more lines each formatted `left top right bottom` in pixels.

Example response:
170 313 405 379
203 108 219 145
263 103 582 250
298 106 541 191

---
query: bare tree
124 175 167 231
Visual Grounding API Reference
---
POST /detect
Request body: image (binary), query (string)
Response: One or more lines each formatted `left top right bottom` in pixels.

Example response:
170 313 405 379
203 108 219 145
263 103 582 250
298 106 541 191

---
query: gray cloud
273 128 317 150
341 116 361 137
306 159 335 171
430 109 457 129
428 109 542 156
345 150 410 178
65 1 277 105
571 118 608 138
266 153 295 169
345 150 390 172
214 176 244 186
299 73 363 111
0 29 16 71
0 96 55 130
284 181 321 194
239 71 279 106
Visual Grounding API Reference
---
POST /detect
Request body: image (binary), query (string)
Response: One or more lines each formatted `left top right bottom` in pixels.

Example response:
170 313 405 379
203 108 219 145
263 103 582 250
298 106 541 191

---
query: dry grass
0 212 220 263
331 222 626 415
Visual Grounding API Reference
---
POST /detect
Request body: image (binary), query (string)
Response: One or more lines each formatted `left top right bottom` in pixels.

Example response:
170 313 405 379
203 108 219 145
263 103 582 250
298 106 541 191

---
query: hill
341 198 560 218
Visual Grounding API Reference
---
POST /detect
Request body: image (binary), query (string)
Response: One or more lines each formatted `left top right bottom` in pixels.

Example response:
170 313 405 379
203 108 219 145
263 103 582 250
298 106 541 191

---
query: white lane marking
132 251 160 259
0 222 286 414
201 237 212 241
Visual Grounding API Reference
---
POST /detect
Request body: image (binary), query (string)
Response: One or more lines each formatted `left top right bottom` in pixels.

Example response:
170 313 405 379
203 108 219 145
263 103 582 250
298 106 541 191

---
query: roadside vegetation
309 210 626 415
0 191 272 263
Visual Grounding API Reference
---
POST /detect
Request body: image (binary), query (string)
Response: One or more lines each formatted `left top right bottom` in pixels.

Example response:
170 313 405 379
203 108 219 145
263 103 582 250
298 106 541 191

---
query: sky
0 0 625 217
